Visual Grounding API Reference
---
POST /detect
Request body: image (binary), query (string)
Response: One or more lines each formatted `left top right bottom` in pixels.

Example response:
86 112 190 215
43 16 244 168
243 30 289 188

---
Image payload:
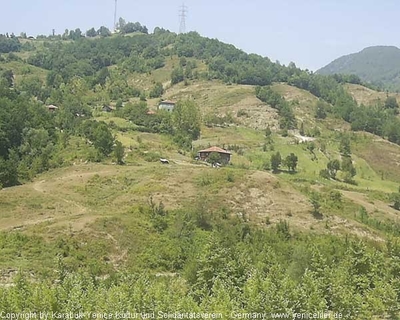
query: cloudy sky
2 0 400 70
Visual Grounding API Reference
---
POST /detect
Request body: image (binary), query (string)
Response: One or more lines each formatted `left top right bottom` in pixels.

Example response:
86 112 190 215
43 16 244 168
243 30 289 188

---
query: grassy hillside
345 83 400 106
2 30 400 316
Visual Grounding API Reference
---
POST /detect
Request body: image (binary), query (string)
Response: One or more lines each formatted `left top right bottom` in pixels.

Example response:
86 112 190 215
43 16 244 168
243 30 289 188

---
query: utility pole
179 4 188 34
114 0 118 32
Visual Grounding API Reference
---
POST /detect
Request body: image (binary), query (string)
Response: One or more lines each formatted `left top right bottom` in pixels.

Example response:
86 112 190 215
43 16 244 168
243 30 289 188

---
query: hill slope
317 46 400 91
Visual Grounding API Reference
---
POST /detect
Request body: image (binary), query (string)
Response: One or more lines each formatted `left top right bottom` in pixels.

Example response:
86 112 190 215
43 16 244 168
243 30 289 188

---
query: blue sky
2 0 400 70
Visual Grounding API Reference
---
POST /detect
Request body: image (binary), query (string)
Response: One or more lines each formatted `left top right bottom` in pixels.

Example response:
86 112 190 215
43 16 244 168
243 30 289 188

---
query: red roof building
198 146 231 163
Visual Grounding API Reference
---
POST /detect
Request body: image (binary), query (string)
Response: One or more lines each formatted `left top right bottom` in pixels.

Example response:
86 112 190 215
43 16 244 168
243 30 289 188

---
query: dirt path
32 179 87 215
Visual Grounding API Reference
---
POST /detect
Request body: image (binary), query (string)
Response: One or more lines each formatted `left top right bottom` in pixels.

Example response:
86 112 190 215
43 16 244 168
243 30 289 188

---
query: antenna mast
114 0 118 32
179 4 188 34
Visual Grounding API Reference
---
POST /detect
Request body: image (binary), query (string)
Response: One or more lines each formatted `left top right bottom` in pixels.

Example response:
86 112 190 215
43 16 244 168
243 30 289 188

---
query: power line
179 4 188 34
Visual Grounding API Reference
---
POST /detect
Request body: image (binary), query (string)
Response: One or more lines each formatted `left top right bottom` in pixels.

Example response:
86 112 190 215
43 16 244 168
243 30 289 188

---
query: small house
47 105 58 112
102 105 113 112
158 100 176 112
198 146 231 164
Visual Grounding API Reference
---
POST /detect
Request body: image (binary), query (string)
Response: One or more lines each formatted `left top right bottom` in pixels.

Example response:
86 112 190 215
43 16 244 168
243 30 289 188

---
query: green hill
2 26 400 315
317 45 400 91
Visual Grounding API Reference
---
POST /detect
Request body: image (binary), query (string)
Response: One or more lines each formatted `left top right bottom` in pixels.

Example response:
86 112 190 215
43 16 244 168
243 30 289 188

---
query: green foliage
120 21 148 34
256 86 296 129
317 45 400 91
270 151 282 173
203 112 234 127
171 67 184 85
149 82 164 98
309 191 321 214
81 121 114 156
390 193 400 210
339 136 352 157
326 159 341 179
173 100 201 140
315 100 327 119
85 27 97 38
385 96 399 110
113 140 125 165
0 34 21 53
284 153 298 172
207 152 222 165
341 156 356 179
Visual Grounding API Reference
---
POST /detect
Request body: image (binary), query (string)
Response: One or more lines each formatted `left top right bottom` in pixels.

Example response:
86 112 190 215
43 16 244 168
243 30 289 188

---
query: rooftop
198 146 231 154
159 100 176 105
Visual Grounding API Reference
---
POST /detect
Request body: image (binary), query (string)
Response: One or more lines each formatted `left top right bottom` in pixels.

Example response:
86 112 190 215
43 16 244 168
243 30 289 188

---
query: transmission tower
179 4 188 34
114 0 118 32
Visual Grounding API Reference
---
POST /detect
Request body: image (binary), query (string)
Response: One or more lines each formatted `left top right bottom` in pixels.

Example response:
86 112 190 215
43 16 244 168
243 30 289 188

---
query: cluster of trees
19 23 388 146
0 68 125 187
27 33 167 83
0 34 21 53
170 57 198 85
116 18 148 34
255 86 296 130
349 96 400 143
118 100 201 149
270 151 298 173
0 73 57 186
85 26 112 38
320 136 356 183
80 120 114 157
0 206 399 317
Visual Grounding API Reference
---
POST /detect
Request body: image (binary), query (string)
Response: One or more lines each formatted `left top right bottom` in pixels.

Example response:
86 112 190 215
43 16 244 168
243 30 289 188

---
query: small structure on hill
198 146 231 164
102 105 113 112
47 105 58 112
158 100 176 112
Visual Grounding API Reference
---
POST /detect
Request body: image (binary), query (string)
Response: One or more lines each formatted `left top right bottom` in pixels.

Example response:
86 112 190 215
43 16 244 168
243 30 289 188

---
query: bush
143 151 161 162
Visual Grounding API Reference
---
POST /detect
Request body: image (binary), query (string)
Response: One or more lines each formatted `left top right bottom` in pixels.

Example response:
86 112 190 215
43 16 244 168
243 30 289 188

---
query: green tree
114 140 125 165
339 136 351 156
315 101 327 119
171 68 184 85
270 152 282 173
385 96 399 110
117 17 127 30
173 100 201 140
86 28 97 37
115 99 123 109
390 193 400 210
149 82 164 98
207 152 222 165
310 192 321 214
327 159 340 179
93 123 114 156
97 26 111 37
341 156 356 178
284 153 298 172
